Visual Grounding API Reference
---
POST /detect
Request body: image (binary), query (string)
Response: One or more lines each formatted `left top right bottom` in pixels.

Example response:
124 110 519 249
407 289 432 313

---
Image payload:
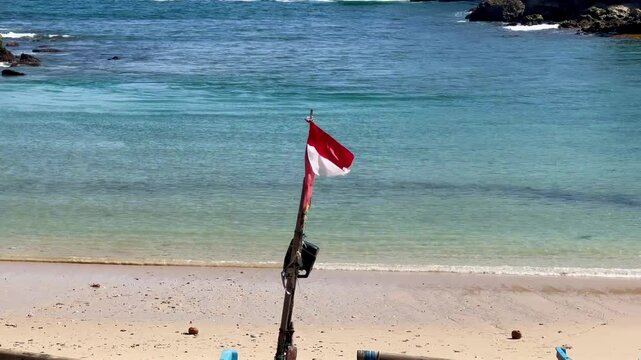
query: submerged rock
2 69 26 77
32 47 64 53
466 0 526 22
5 41 19 47
16 53 41 66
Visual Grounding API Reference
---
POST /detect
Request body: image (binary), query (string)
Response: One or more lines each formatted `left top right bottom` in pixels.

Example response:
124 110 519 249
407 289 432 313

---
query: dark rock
466 0 641 34
0 43 15 63
524 0 594 21
2 69 26 77
187 327 199 335
466 0 526 22
16 53 41 66
32 48 64 53
90 283 101 288
5 41 19 47
511 330 522 339
108 56 120 60
0 50 14 63
559 19 579 28
617 8 641 33
522 13 545 25
576 5 638 33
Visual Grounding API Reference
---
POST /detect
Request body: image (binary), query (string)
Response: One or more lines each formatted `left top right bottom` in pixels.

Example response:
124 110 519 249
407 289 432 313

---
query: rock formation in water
2 69 26 77
16 53 41 66
466 0 525 22
464 0 641 34
0 37 43 68
0 37 16 63
560 5 641 33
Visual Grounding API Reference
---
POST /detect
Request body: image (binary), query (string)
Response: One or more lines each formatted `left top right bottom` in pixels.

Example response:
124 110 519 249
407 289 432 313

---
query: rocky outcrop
2 69 26 77
523 0 593 21
560 5 641 33
466 0 641 34
467 0 526 21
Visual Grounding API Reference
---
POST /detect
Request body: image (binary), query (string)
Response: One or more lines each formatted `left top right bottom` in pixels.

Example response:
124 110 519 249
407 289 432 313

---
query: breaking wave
504 24 560 31
1 32 37 38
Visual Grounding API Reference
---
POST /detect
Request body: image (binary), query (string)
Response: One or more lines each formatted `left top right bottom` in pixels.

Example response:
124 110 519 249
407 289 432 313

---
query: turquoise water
1 0 641 276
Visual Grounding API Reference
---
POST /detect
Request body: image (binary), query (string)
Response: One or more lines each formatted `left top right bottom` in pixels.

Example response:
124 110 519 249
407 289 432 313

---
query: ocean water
1 0 641 277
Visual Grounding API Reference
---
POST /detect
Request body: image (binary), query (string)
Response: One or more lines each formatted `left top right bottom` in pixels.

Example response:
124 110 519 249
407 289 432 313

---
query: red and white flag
302 121 354 212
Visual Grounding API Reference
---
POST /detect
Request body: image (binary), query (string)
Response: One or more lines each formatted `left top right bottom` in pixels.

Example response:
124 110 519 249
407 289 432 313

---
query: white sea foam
457 20 467 23
0 62 10 68
0 32 37 38
48 34 71 38
335 0 411 2
4 256 640 278
315 263 641 278
504 24 560 31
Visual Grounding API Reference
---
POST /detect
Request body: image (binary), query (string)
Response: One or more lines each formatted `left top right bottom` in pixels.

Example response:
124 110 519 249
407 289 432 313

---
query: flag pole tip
305 109 314 123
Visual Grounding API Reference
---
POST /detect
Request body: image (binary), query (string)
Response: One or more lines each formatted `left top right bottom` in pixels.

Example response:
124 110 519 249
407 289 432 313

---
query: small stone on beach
511 330 522 339
90 283 101 288
188 327 198 335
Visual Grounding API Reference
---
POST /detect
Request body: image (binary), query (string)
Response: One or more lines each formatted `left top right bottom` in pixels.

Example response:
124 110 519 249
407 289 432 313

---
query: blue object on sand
220 349 238 360
556 347 571 360
362 350 378 360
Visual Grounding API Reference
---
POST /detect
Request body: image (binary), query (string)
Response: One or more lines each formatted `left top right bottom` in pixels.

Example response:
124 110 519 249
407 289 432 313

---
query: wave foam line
1 32 37 38
1 257 640 278
504 24 560 31
317 263 641 278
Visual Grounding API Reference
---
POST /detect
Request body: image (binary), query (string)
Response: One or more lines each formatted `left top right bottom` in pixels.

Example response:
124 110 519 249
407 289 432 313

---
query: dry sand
1 261 640 359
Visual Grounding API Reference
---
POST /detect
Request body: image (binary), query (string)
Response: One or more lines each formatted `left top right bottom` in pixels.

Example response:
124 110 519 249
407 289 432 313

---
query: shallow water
1 0 641 276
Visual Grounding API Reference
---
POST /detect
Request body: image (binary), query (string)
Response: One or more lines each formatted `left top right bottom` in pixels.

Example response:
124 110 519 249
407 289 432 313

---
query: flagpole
275 109 314 360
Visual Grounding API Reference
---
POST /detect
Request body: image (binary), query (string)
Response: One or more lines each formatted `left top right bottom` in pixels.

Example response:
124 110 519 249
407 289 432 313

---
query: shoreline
2 258 641 279
1 261 641 359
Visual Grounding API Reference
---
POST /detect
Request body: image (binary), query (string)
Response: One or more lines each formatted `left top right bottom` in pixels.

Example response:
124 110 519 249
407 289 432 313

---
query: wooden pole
274 110 314 360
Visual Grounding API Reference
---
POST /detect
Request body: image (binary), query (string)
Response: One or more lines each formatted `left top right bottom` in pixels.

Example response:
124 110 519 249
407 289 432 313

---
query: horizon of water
1 0 641 277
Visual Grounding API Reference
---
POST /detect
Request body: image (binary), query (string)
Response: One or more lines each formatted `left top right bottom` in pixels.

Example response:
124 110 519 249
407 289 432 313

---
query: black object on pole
274 109 315 360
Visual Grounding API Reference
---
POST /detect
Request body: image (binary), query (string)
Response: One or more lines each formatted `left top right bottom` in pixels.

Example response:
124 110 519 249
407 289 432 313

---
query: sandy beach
0 262 640 359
